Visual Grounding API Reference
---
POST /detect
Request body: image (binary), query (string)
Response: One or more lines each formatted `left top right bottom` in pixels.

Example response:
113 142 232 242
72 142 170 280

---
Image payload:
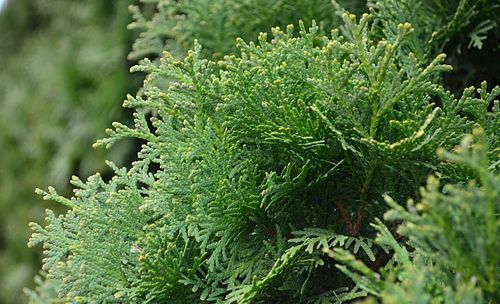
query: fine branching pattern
330 129 499 303
27 0 499 303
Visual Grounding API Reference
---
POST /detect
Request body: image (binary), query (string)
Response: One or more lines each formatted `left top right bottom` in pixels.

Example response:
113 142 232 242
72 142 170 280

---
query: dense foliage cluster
128 0 366 60
0 1 357 302
25 0 498 303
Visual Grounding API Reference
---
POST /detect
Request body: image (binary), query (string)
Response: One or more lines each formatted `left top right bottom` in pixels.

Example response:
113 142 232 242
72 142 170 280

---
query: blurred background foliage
0 1 140 302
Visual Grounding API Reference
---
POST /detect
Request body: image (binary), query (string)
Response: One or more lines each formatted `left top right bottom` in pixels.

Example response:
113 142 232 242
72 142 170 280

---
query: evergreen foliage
26 0 499 303
128 0 366 60
369 0 500 92
330 128 499 303
370 0 500 59
0 1 137 303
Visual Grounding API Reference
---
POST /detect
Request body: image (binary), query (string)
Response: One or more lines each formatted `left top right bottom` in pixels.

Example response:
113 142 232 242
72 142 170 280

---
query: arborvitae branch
27 1 499 302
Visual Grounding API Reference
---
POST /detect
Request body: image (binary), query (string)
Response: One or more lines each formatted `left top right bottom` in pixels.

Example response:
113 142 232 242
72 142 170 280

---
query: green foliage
128 0 366 60
0 1 138 303
369 0 500 93
30 164 148 302
330 128 499 303
27 0 499 301
369 0 500 59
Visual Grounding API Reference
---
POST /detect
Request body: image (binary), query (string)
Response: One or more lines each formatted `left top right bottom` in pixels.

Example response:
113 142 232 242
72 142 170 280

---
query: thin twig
335 200 355 235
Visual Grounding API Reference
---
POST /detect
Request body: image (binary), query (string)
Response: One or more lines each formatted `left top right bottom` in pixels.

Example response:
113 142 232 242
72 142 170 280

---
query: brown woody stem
335 200 355 235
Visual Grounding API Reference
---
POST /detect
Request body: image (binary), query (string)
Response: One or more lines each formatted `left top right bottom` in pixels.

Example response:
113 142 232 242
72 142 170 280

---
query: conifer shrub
26 0 499 303
0 1 356 302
